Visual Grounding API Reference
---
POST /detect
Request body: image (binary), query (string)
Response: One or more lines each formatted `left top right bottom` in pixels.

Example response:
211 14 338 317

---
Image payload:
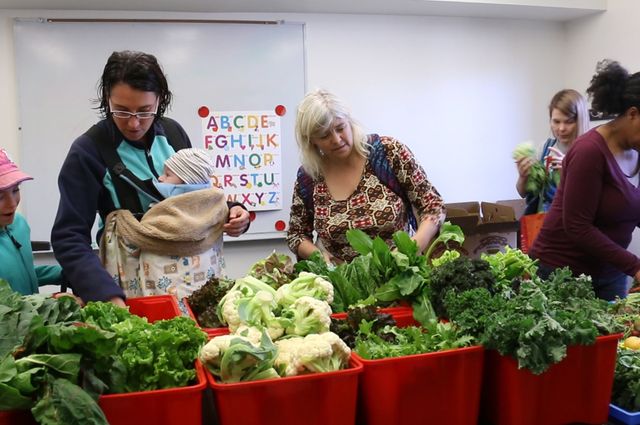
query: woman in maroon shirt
530 60 640 301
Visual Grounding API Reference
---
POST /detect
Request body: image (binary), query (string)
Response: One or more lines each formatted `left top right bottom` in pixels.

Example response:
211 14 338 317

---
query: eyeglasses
108 99 158 120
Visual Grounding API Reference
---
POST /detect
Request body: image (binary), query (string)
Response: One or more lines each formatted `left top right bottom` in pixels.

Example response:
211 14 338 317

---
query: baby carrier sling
86 117 188 217
296 134 418 232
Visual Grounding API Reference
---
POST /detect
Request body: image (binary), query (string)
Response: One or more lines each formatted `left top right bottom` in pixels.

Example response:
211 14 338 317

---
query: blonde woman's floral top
286 136 445 262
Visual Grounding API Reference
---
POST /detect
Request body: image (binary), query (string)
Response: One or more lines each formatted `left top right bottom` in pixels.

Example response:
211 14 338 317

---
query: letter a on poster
200 109 282 211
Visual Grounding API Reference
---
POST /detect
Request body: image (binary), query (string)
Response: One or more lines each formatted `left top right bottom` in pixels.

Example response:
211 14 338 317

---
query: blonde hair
549 89 590 138
295 89 369 179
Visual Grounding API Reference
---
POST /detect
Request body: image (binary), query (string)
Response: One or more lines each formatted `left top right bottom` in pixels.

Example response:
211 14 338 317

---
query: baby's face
158 166 184 184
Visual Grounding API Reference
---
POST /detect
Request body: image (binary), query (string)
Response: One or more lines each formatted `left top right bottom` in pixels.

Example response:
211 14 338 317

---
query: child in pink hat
0 149 65 295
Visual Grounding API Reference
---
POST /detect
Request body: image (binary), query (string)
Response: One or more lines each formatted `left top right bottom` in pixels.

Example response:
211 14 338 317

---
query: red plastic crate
331 306 418 327
99 361 206 425
126 294 181 322
207 356 362 425
0 362 206 425
353 345 484 425
481 333 621 425
0 295 201 425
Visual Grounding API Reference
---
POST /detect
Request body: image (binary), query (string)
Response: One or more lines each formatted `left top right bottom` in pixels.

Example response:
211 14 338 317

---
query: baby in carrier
100 148 228 301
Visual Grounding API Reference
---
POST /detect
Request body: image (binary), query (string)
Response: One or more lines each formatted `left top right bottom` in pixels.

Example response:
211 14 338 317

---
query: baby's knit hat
165 148 215 185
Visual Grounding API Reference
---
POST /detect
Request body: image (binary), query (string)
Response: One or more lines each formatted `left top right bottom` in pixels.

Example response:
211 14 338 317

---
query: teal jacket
0 213 64 294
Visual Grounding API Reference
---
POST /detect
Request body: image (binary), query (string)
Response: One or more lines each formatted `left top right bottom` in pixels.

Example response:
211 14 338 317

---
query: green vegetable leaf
393 231 417 258
0 382 33 410
346 229 374 256
374 281 401 302
32 378 108 425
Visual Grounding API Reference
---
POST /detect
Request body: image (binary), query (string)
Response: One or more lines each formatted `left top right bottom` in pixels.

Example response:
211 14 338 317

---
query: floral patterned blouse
286 136 445 262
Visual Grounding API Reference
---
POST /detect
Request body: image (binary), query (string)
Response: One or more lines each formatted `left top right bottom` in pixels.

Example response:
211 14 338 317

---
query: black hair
587 59 640 117
95 50 172 118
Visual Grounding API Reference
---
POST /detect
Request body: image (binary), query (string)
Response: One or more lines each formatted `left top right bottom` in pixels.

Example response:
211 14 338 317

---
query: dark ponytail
587 59 640 117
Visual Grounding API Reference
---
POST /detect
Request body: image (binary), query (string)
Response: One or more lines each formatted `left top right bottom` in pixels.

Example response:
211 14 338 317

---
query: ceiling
0 0 607 22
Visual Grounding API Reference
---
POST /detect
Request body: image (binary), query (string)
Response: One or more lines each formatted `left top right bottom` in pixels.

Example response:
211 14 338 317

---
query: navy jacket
51 118 245 302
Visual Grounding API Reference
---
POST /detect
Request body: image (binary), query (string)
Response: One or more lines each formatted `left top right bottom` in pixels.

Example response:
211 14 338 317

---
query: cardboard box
444 201 519 258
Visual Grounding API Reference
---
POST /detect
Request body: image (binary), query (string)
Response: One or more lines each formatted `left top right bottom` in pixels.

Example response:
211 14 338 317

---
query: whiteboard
13 18 305 242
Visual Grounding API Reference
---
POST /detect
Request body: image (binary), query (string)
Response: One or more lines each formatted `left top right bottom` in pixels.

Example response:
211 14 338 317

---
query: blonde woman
516 89 590 215
286 89 445 264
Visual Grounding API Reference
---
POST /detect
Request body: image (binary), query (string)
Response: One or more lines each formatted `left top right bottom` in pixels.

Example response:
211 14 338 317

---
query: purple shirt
529 127 640 278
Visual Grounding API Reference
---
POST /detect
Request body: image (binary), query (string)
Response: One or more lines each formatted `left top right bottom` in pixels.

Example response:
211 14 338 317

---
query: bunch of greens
424 221 465 262
334 230 432 316
187 276 234 328
428 256 496 319
512 141 560 212
0 280 207 425
612 347 640 411
81 302 207 392
610 293 640 338
354 320 474 360
247 251 295 288
330 304 397 349
481 246 538 297
293 223 465 326
294 250 333 277
0 280 111 424
445 268 622 374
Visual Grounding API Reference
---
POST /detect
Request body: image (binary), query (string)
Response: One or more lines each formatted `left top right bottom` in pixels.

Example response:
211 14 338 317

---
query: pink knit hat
0 149 33 190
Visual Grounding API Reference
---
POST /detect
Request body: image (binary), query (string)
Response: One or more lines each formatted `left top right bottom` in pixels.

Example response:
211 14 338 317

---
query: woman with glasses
51 50 250 306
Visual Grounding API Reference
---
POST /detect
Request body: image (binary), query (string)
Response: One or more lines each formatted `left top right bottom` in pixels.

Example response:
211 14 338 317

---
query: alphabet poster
199 107 284 211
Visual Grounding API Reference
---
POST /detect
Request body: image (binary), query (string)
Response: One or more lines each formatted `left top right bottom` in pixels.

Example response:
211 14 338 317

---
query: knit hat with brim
165 148 215 185
0 149 33 190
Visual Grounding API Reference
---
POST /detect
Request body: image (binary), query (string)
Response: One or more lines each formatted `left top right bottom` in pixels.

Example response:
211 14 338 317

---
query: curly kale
187 277 234 328
428 257 496 318
444 287 506 338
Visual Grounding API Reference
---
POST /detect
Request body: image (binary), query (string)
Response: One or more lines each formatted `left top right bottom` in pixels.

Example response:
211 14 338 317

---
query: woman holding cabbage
514 89 590 215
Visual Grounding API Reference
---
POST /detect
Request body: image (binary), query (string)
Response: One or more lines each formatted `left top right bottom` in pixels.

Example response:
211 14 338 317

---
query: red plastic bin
127 294 182 322
0 362 206 425
481 333 621 425
0 295 202 425
331 306 418 327
207 356 363 425
99 360 206 425
353 345 484 425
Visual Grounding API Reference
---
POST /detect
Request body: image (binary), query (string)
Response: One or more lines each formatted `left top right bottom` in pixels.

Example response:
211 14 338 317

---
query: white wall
565 0 640 257
0 9 567 276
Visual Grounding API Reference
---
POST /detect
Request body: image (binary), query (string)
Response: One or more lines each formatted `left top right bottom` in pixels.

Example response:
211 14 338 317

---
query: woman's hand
109 296 127 308
515 156 536 197
52 292 85 306
516 156 536 178
545 146 565 171
224 206 250 237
